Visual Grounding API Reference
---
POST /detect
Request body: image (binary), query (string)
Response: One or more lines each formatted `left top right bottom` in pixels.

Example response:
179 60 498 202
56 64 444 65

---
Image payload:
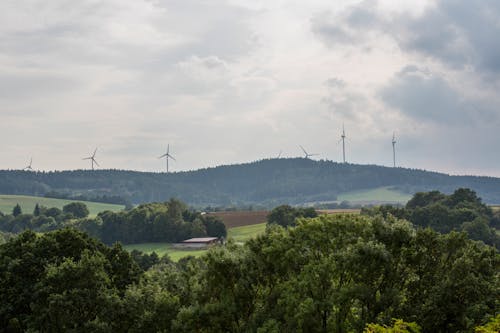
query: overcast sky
1 0 500 176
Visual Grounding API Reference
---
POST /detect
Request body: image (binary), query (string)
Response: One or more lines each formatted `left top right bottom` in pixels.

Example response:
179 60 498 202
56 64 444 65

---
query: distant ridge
1 158 500 206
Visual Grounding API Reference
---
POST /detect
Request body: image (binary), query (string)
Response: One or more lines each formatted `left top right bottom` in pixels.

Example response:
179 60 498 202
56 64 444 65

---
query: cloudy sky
1 0 500 176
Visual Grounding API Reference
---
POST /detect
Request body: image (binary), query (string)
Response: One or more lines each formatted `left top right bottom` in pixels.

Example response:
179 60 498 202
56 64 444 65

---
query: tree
12 204 21 217
0 228 140 331
63 202 89 218
33 203 41 216
29 251 115 331
364 319 421 333
475 314 500 333
267 205 318 228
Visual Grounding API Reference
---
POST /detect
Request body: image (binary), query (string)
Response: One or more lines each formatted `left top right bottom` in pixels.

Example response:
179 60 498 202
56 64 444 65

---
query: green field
227 222 267 243
125 222 268 261
123 243 207 261
337 187 411 204
0 195 124 216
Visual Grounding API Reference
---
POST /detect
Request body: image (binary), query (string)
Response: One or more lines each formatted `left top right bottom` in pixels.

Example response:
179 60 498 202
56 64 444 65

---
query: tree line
0 214 498 332
4 158 500 206
361 188 500 248
0 199 226 245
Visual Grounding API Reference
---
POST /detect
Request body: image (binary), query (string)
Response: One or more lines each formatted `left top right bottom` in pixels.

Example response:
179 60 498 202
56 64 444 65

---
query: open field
227 222 267 243
125 222 268 261
318 209 361 214
123 243 207 261
337 187 411 204
207 210 269 228
0 195 124 216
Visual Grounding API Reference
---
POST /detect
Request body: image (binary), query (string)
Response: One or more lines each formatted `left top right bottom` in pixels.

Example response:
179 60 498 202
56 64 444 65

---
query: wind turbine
83 148 99 170
299 145 318 159
159 144 175 173
392 132 397 167
277 150 282 159
23 157 33 171
338 124 348 163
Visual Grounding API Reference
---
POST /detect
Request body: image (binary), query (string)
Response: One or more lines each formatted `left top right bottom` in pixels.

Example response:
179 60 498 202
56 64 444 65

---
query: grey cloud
311 2 382 46
312 0 500 78
379 66 499 125
0 72 81 100
324 77 346 88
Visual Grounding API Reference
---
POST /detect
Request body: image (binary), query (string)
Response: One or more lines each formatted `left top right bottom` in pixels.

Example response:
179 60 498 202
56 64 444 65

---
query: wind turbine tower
392 132 397 167
159 144 176 173
83 148 99 170
340 124 347 163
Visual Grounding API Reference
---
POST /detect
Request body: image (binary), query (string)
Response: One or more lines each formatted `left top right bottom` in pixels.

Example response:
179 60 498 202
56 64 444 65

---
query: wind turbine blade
83 157 92 160
92 148 98 157
158 154 168 158
168 154 176 161
299 145 307 154
93 159 100 167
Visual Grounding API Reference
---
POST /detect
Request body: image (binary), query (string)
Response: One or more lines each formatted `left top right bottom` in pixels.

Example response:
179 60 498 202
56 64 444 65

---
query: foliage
365 319 421 333
12 204 21 217
475 314 500 333
0 194 123 217
4 159 500 207
267 204 317 227
63 202 90 218
363 188 500 248
0 198 225 246
0 228 140 331
0 213 498 332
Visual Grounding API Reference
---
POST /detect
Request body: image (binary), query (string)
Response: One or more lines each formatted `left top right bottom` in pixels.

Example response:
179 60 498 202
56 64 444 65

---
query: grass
123 243 207 261
337 187 411 204
227 222 267 243
0 194 124 216
125 223 268 261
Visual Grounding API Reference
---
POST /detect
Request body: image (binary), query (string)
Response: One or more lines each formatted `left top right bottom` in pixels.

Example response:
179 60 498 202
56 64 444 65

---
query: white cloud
1 0 500 176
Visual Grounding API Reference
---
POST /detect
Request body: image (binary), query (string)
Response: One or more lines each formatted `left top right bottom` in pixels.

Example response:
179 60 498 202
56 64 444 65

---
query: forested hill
2 158 500 206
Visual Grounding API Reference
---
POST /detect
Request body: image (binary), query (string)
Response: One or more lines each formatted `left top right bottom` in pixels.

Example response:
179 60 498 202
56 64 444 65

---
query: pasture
227 222 267 243
337 186 411 204
123 243 207 261
125 222 268 261
0 194 124 216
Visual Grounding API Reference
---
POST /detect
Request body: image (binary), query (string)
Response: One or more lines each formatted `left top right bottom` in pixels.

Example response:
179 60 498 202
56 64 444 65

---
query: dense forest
3 159 500 206
0 199 226 245
361 188 500 249
1 215 498 332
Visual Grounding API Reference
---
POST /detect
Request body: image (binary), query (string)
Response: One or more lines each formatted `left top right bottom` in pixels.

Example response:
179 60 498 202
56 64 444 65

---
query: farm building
176 237 220 249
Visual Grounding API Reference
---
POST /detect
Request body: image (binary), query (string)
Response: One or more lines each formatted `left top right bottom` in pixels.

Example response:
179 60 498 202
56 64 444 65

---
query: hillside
0 195 124 216
2 158 500 206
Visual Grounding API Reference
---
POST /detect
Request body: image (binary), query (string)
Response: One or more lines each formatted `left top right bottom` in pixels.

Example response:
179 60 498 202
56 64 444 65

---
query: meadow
124 209 365 261
0 194 124 216
337 186 411 204
125 222 268 261
122 243 207 261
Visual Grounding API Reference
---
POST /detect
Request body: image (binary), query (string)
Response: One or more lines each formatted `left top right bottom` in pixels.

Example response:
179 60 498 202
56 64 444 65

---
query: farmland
122 243 207 261
0 194 124 216
124 222 267 261
337 186 411 204
207 210 268 228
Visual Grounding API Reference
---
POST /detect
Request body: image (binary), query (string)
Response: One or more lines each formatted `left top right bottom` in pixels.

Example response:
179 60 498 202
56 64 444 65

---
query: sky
1 0 500 176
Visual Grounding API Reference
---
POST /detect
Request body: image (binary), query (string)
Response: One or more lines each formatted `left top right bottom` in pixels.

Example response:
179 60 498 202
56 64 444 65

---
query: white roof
182 237 219 243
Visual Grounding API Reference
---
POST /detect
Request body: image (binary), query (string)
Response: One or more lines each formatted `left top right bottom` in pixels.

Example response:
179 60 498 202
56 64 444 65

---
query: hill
2 158 500 206
0 195 124 216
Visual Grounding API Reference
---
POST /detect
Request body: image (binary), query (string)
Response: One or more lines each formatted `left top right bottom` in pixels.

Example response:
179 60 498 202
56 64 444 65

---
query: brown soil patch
207 211 269 228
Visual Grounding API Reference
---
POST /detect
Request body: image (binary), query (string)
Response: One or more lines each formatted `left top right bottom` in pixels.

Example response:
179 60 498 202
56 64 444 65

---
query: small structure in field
175 237 220 249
